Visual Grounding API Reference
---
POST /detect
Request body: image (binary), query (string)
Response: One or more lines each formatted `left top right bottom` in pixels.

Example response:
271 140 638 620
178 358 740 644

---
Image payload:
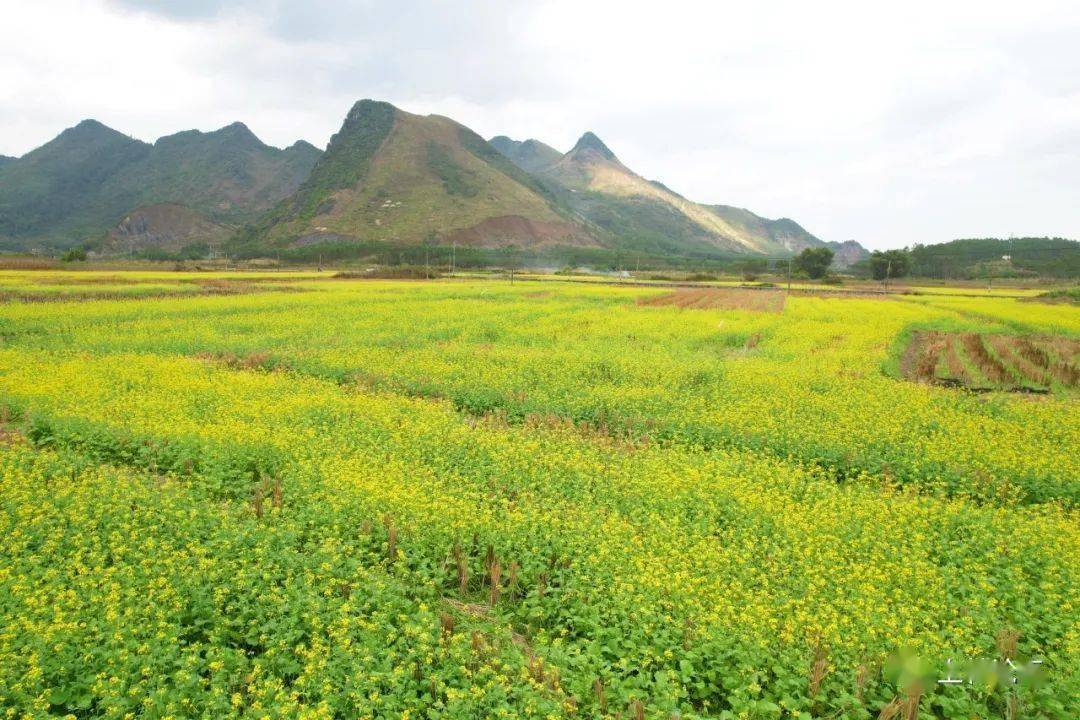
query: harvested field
639 287 786 312
902 330 1079 391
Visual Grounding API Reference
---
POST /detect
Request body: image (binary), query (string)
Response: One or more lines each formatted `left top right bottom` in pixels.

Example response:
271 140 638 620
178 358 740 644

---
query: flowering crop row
1 280 1074 504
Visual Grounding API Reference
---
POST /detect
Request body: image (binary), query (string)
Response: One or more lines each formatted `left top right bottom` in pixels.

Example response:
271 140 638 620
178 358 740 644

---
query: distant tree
793 247 834 279
61 248 87 262
869 250 911 280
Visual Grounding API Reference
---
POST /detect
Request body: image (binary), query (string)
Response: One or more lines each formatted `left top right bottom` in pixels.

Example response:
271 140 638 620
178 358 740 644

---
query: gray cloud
110 0 554 103
109 0 231 19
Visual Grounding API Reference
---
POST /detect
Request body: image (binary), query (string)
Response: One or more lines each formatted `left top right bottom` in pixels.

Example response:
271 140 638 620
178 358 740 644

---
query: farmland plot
0 273 1076 719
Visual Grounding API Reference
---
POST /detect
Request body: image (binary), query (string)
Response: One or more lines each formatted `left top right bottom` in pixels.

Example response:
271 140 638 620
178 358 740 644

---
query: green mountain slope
706 206 869 267
0 120 320 250
0 156 15 168
0 121 150 247
232 100 594 255
125 123 321 224
535 132 800 254
709 205 823 253
488 136 562 173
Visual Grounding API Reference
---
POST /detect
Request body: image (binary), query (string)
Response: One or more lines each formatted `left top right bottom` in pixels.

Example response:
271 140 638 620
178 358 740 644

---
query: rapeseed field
0 273 1076 719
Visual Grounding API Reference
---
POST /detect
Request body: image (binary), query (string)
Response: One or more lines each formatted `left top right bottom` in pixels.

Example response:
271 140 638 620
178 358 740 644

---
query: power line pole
786 257 792 294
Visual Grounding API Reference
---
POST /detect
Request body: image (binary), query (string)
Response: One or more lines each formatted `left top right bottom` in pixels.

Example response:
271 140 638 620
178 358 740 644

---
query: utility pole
450 239 456 276
885 258 892 290
317 253 323 273
786 257 792 294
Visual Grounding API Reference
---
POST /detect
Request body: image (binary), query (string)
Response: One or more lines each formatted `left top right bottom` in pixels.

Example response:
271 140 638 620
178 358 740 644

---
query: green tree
61 248 88 262
869 250 911 280
793 247 834 279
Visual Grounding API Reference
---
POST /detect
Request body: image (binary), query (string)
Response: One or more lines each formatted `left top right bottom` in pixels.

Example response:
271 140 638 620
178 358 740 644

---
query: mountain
0 120 320 249
232 100 595 254
825 240 870 269
488 136 562 173
102 203 231 255
3 101 860 263
704 209 867 268
0 155 14 168
708 205 825 254
495 130 848 258
125 124 321 224
533 132 759 255
0 120 150 248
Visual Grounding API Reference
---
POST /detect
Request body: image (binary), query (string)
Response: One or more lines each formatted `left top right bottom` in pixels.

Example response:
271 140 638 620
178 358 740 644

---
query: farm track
508 274 1045 299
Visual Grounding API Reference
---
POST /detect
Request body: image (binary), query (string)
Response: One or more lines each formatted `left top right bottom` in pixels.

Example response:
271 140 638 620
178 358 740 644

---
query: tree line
792 237 1078 281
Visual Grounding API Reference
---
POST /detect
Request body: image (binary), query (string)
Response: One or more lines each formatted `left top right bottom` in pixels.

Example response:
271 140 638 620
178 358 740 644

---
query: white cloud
2 0 1078 248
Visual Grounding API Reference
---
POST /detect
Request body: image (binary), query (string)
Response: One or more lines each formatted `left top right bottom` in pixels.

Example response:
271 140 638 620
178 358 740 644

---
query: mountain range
0 99 867 265
230 100 593 257
515 131 830 257
0 120 319 251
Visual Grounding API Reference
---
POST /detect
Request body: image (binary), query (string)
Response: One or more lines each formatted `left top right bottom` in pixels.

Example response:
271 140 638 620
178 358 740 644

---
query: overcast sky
2 0 1078 249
